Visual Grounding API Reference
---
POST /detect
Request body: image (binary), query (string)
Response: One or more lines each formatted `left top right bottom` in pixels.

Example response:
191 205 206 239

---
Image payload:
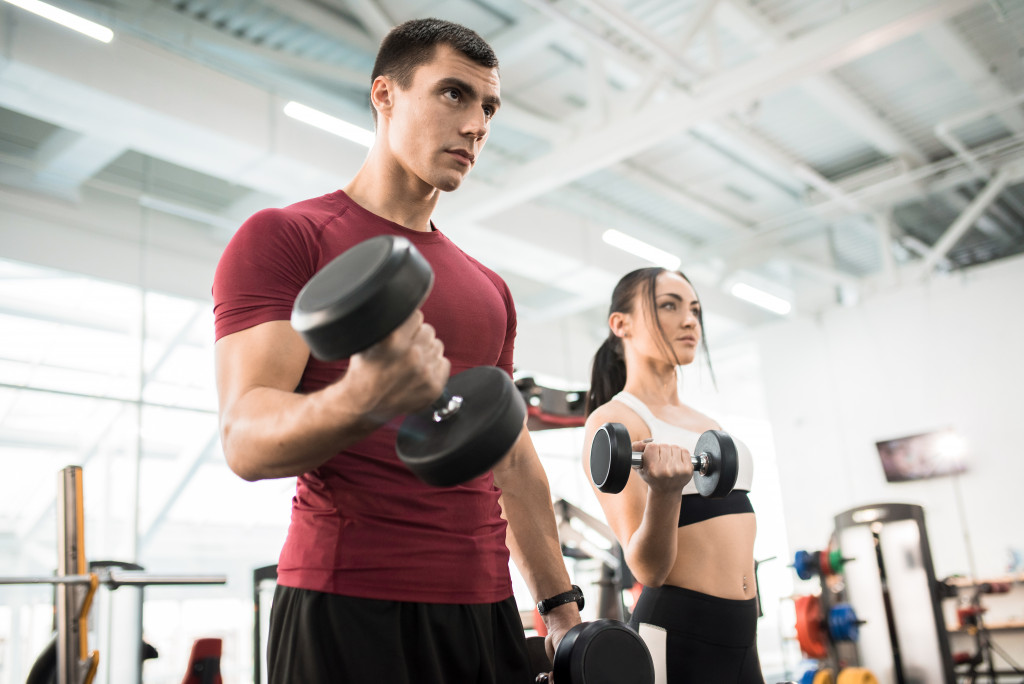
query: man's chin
433 171 467 193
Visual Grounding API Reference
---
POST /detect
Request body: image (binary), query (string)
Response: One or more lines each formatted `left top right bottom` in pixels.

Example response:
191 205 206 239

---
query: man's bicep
215 320 310 411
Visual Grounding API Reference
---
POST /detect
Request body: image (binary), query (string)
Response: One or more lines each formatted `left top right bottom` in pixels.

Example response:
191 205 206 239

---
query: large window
0 258 292 684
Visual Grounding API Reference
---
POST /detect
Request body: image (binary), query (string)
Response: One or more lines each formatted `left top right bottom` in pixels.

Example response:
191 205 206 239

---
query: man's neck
344 149 440 232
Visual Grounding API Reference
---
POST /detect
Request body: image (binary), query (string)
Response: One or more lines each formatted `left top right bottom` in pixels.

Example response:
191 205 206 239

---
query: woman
582 267 763 683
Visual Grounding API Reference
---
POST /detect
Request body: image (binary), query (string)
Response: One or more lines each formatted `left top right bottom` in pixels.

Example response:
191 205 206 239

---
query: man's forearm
221 376 382 481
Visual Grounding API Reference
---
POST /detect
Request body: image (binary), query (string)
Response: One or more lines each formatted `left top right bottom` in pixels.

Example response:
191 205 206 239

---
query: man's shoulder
254 191 347 227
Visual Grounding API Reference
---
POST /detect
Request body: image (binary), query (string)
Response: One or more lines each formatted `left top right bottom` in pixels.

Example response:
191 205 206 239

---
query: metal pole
56 466 97 684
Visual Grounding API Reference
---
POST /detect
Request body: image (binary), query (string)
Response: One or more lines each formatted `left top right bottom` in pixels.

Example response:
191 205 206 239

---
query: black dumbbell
290 235 526 487
532 619 654 684
590 422 738 498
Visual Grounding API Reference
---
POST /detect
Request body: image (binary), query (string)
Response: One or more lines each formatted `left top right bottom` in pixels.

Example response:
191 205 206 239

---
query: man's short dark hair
370 18 498 124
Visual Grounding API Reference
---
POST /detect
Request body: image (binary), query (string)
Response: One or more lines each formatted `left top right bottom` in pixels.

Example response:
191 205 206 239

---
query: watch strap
536 584 584 615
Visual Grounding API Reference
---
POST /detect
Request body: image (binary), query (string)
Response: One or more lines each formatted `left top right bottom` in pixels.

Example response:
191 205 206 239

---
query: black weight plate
591 423 633 494
552 619 654 684
291 235 433 361
396 366 526 487
693 430 739 498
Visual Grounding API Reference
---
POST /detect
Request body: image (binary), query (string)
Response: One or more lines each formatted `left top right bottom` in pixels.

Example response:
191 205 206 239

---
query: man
212 18 580 683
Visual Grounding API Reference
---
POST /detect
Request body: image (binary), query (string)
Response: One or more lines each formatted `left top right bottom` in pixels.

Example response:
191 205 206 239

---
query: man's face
380 45 500 193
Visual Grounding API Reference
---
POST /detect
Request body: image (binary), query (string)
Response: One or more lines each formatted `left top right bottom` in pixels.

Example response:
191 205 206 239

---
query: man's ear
370 76 394 121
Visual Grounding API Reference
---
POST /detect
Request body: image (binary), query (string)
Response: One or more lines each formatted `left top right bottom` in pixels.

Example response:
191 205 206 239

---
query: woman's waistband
629 584 758 647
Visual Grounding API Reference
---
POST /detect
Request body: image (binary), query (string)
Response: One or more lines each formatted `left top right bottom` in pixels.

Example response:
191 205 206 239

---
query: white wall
754 254 1024 580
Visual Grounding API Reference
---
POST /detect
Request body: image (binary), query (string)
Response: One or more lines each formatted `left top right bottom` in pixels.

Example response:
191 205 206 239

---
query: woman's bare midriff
662 512 757 600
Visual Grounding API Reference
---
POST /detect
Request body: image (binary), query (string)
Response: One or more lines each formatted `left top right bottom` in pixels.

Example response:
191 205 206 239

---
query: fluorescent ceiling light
602 229 681 270
284 101 375 148
730 282 792 315
3 0 113 43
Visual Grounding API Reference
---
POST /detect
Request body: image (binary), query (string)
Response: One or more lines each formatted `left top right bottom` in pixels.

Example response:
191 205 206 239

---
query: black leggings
268 585 532 684
629 585 765 684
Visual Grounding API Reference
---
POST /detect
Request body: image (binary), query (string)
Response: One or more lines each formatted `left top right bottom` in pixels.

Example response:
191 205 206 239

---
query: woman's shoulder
585 399 652 440
682 404 721 433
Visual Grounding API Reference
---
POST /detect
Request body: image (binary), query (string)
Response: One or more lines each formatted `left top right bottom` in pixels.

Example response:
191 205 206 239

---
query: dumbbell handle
629 450 711 476
430 389 463 423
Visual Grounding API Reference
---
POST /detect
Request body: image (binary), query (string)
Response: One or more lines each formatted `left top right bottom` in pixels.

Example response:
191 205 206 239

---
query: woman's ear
609 311 630 339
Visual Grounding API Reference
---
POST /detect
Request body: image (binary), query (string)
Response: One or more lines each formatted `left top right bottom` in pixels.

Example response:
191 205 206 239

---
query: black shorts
267 584 533 684
629 585 764 684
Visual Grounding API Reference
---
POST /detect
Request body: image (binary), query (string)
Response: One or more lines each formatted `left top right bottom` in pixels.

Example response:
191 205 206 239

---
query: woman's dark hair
370 18 499 125
585 267 715 415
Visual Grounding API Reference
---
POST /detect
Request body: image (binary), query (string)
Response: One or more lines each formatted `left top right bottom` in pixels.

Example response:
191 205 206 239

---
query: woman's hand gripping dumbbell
590 423 739 497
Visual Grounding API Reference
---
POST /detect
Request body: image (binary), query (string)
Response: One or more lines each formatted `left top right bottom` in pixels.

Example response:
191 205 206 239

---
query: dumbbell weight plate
828 603 860 643
552 619 654 684
793 549 818 581
794 595 827 659
828 548 846 575
813 671 836 684
835 668 878 684
397 366 526 487
291 235 433 361
590 423 633 494
692 430 739 498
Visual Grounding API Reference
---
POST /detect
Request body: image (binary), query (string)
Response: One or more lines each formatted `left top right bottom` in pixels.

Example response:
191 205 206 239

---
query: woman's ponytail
585 335 627 416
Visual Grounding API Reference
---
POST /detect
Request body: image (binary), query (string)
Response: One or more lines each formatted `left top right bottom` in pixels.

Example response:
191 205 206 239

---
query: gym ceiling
1 0 1023 342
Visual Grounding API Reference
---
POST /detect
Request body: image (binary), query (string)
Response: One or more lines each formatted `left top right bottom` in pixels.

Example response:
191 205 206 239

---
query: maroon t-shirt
213 191 517 603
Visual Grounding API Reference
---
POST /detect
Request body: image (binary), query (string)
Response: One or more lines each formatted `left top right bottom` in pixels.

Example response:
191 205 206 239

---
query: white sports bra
610 391 753 494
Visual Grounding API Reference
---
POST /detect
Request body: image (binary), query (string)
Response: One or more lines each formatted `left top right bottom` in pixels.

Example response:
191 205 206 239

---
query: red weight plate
795 595 827 659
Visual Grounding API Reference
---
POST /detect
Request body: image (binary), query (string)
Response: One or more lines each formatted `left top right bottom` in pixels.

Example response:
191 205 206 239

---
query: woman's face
627 271 702 367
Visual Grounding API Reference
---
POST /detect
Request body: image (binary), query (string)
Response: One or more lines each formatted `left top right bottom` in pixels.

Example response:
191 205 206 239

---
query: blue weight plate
829 603 860 642
794 549 817 581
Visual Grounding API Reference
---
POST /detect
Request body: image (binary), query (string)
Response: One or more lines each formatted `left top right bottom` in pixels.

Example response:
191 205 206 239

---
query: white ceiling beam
918 167 1011 276
516 0 658 81
441 0 983 225
253 0 377 52
572 0 704 76
198 31 372 91
706 13 722 72
585 40 610 129
941 190 1016 243
32 130 127 193
674 150 1024 269
486 14 564 66
784 255 861 290
876 210 897 282
676 0 722 58
0 15 363 204
338 0 394 41
495 99 572 143
800 78 930 166
720 0 930 166
922 22 1024 133
934 90 1024 179
617 161 753 235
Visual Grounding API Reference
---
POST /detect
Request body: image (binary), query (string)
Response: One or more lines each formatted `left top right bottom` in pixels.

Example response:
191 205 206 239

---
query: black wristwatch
536 585 585 615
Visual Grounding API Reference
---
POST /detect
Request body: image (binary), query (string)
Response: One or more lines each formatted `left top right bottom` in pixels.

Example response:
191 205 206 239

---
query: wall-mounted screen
875 429 967 483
